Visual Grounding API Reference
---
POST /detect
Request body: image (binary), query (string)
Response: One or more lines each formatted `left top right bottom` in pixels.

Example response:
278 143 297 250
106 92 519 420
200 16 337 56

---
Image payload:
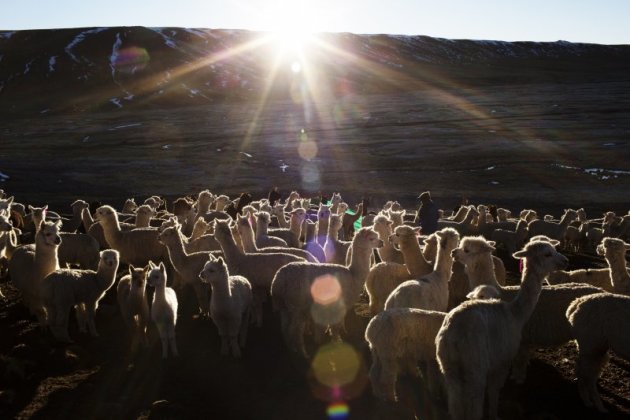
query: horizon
1 0 629 45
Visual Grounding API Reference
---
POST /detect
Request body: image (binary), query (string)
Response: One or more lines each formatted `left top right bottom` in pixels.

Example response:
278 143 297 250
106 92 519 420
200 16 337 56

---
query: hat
418 191 431 200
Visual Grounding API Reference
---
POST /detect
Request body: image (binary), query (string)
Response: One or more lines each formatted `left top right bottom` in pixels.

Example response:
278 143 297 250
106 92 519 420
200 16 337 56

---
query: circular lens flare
311 341 361 388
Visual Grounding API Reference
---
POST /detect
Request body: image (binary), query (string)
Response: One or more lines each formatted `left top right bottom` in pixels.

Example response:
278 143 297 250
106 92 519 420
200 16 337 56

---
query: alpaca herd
0 189 629 418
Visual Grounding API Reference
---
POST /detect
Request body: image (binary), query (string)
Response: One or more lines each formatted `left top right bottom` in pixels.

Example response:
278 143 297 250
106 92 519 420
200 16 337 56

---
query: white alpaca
95 205 167 266
323 214 352 265
566 292 630 413
42 249 119 342
528 208 578 241
302 219 326 263
9 220 62 325
157 224 212 316
384 228 460 311
436 240 568 420
199 256 252 358
466 284 500 300
254 211 289 248
490 219 529 255
451 236 602 384
134 204 157 228
213 219 305 327
365 225 433 314
117 264 150 348
235 215 317 262
271 228 383 356
371 214 404 264
366 288 499 402
315 204 331 247
438 205 479 236
547 237 630 293
148 261 179 359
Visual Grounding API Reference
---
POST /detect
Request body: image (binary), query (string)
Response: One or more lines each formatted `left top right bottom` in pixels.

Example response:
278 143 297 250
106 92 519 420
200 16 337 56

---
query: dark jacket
415 200 439 234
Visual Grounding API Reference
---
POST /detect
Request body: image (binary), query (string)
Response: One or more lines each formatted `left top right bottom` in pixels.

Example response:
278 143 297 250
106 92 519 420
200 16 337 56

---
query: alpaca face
329 214 343 232
198 259 227 284
514 241 568 274
136 205 155 218
158 226 179 245
95 206 117 223
129 266 148 290
389 226 419 250
436 228 460 251
123 198 138 213
99 250 120 269
356 228 383 249
452 237 494 264
256 212 271 226
291 208 306 223
213 220 232 240
0 196 13 213
597 237 630 258
38 221 62 246
318 205 331 221
147 266 166 287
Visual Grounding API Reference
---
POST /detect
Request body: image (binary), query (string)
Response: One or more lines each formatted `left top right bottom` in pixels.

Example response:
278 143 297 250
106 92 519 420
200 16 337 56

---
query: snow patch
108 123 142 131
65 27 108 63
48 56 57 72
0 31 16 40
109 98 123 108
0 172 9 181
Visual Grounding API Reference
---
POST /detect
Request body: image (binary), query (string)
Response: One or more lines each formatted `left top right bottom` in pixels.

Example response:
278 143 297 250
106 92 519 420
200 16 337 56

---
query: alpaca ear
625 244 630 250
7 196 13 204
43 205 48 211
158 262 166 272
148 260 156 269
217 257 225 266
55 219 63 229
549 239 561 247
28 205 34 212
487 241 496 247
129 264 136 271
513 249 527 259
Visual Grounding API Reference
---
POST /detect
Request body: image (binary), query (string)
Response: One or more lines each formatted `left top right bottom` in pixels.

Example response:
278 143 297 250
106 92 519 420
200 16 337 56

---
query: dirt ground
0 82 629 419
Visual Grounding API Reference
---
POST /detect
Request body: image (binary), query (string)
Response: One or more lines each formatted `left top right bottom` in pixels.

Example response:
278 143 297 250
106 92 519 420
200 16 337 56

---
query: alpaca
235 215 317 263
384 228 460 312
452 236 602 384
265 210 302 248
436 240 568 420
315 204 331 247
62 200 89 233
271 203 290 228
566 293 630 413
148 261 178 359
490 219 529 255
134 204 156 228
122 198 138 214
323 214 352 265
117 264 150 348
194 190 215 221
528 208 578 242
271 228 383 356
199 256 253 358
95 205 167 267
9 220 62 325
157 224 212 316
58 232 101 270
365 289 498 402
341 202 363 240
42 249 120 342
365 225 433 314
302 219 326 263
496 208 511 222
329 192 342 214
388 210 405 229
371 214 404 264
213 219 305 327
467 284 501 300
213 195 231 212
438 205 479 236
254 211 289 248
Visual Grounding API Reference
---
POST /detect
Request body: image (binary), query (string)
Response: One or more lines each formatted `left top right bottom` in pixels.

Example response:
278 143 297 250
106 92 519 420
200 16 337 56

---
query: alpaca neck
165 233 190 271
256 219 269 237
239 224 259 253
465 254 499 289
136 215 150 228
197 201 211 217
289 216 302 239
154 284 167 301
34 237 60 271
509 261 545 326
558 212 572 228
275 211 289 228
211 274 232 299
401 237 431 276
97 263 118 292
190 225 205 241
81 208 94 230
462 210 476 226
606 253 630 292
433 242 455 281
216 229 243 264
327 224 340 242
347 240 373 299
101 217 123 247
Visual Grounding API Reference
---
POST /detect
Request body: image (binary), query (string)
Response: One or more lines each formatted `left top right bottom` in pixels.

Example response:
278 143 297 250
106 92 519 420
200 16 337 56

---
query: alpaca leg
156 325 168 358
238 310 250 348
85 303 98 337
425 360 445 401
375 356 398 401
577 349 609 413
487 367 510 420
192 281 210 317
168 326 178 357
229 336 241 358
75 303 88 333
510 346 530 384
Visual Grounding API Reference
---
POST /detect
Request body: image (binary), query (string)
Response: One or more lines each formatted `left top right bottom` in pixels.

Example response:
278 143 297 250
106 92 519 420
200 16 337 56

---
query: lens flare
311 341 361 388
112 47 150 74
327 402 349 420
310 274 342 305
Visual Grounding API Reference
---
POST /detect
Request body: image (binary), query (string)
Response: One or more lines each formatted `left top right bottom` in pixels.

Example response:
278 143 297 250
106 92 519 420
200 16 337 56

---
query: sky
1 0 629 45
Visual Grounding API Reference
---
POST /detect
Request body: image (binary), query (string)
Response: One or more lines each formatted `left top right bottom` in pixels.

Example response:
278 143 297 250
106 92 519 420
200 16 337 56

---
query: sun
263 0 320 55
